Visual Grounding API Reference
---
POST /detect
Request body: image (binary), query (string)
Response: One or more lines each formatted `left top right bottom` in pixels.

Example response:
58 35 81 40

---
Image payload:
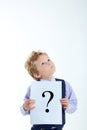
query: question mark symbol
42 91 54 113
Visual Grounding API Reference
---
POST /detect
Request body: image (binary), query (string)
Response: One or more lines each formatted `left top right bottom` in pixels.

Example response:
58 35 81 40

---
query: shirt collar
40 77 55 81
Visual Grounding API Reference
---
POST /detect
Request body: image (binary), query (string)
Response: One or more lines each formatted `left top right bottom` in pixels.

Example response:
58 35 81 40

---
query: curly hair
25 51 47 80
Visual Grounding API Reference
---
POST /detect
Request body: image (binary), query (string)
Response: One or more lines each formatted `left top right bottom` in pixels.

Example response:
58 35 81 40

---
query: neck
41 76 54 81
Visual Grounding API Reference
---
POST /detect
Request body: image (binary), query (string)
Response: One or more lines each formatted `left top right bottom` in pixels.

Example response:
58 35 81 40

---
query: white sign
30 81 62 124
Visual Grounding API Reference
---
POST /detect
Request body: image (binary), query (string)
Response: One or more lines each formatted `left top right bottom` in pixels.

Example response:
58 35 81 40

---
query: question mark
42 91 54 113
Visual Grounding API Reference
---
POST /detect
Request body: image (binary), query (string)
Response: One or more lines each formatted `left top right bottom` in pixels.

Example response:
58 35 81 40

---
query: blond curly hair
25 51 47 80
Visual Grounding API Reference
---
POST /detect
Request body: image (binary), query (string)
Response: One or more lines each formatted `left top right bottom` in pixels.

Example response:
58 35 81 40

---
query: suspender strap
55 78 66 125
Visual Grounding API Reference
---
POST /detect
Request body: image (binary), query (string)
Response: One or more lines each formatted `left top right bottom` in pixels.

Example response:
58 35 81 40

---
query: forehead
38 54 49 60
34 54 49 64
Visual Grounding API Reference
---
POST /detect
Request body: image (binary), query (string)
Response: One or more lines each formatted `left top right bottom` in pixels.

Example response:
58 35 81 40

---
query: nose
46 61 51 65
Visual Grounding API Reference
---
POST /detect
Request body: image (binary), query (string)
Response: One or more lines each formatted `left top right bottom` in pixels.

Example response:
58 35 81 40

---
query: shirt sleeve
65 81 77 113
20 87 30 115
20 105 30 115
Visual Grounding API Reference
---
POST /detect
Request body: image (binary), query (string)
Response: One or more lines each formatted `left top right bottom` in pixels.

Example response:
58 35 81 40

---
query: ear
34 73 41 79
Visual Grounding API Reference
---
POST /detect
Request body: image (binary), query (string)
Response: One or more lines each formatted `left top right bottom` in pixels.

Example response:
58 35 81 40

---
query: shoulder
64 81 76 98
55 78 72 90
24 86 31 100
65 80 73 90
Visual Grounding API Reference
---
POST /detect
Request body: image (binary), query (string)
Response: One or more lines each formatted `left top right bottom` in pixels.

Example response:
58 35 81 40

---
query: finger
29 100 36 103
60 98 68 101
29 105 35 110
25 99 35 105
63 106 68 109
29 102 36 110
60 99 68 104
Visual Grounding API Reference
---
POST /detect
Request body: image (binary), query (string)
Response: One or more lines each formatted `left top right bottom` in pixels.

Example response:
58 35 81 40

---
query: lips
51 65 53 68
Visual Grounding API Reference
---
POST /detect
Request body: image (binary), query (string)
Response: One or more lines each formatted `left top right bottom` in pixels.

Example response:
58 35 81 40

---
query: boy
20 51 77 130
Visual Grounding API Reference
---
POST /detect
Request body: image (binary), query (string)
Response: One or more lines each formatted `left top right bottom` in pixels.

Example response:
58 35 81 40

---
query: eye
48 59 50 61
41 62 45 65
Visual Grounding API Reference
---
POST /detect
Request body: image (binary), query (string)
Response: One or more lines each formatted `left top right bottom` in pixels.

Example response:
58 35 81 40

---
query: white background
0 0 87 130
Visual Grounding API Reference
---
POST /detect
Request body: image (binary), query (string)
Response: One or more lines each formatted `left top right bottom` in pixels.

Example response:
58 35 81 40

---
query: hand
60 98 69 109
23 99 35 111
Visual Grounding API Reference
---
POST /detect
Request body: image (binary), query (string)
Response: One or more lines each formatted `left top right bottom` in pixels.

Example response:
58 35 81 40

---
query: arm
20 87 35 115
60 81 77 113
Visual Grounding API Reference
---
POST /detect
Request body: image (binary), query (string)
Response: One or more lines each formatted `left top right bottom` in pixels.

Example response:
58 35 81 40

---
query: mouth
51 65 53 68
50 65 52 69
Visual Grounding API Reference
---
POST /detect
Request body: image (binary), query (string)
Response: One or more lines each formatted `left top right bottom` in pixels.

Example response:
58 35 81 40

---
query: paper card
30 81 62 124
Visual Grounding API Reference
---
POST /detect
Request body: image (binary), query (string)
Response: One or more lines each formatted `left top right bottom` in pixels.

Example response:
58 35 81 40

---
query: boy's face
34 54 56 80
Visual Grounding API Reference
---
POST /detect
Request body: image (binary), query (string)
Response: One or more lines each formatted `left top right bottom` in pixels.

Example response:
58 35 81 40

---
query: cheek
41 68 48 74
